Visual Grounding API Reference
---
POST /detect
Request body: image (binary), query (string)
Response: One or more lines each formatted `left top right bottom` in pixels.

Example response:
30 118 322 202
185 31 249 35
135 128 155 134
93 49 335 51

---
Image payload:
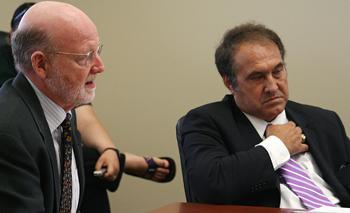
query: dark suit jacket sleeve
328 111 350 194
0 133 45 212
182 108 279 205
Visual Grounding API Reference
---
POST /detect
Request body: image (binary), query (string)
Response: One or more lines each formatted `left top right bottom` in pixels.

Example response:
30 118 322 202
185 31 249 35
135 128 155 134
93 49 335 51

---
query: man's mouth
85 80 96 89
263 96 282 104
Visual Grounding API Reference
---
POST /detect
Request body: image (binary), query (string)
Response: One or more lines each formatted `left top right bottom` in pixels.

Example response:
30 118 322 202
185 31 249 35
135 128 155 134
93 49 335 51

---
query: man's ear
223 75 235 93
31 51 49 79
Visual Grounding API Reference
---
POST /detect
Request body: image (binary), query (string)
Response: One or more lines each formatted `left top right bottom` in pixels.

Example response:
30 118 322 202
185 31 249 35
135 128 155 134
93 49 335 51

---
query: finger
152 173 167 181
154 171 167 178
153 158 169 168
103 166 117 181
265 124 273 137
99 164 111 178
302 144 309 152
301 134 306 143
288 121 296 127
106 161 120 177
105 164 113 176
95 157 106 171
295 127 302 135
103 174 116 181
156 167 170 174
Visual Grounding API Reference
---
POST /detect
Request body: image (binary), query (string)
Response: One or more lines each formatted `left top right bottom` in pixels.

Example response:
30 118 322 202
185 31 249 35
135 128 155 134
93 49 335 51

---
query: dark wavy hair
11 2 36 31
215 23 285 87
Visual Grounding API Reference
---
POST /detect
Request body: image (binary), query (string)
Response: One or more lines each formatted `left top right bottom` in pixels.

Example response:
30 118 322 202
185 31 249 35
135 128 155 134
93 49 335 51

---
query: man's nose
91 54 104 74
264 75 278 93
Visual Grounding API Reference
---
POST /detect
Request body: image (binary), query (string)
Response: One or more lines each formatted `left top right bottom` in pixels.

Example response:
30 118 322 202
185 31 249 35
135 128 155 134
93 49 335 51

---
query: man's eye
249 74 264 80
273 68 284 77
273 69 281 74
74 55 88 64
87 51 94 61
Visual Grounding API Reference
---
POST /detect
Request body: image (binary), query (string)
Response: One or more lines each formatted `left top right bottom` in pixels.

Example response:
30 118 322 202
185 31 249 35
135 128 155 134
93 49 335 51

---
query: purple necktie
280 158 335 209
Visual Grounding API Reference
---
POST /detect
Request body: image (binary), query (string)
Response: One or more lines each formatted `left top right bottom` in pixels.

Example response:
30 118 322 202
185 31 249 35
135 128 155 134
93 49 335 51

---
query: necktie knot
262 123 271 139
61 114 72 143
61 113 72 129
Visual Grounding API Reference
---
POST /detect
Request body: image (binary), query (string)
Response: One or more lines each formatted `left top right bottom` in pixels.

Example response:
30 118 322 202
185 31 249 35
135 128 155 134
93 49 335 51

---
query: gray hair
11 27 53 73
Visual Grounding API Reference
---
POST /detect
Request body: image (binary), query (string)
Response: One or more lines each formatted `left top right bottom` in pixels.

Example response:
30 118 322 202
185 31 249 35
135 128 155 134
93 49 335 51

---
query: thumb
95 155 106 170
156 158 169 168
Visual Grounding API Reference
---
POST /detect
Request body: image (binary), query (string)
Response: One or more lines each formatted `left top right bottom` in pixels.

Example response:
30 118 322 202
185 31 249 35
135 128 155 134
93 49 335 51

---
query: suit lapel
285 105 315 148
286 104 350 203
224 95 263 150
286 104 328 171
224 95 281 191
71 109 85 207
285 105 323 162
12 73 61 209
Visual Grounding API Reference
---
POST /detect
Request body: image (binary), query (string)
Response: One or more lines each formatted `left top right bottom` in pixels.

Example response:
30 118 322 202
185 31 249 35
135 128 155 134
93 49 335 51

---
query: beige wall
2 0 350 212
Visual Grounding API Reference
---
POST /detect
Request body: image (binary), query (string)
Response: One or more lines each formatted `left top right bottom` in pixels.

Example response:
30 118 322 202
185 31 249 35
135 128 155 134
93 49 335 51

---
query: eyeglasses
50 44 103 67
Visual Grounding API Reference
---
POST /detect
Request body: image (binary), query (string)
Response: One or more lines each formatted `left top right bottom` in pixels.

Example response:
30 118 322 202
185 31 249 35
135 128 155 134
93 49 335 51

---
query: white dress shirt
244 110 339 209
26 76 80 213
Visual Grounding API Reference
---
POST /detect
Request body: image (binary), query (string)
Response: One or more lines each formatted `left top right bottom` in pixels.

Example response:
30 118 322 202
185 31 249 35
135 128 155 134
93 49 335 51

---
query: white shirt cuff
257 135 290 170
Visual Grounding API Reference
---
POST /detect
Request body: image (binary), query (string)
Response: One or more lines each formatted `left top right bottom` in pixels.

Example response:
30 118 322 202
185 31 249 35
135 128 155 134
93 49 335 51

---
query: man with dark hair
215 23 285 89
0 30 15 85
0 2 35 85
11 2 36 32
180 23 350 209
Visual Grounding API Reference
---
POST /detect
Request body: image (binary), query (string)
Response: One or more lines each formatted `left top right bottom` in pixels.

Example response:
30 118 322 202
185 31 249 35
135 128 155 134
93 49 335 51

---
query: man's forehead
235 42 280 62
236 40 279 53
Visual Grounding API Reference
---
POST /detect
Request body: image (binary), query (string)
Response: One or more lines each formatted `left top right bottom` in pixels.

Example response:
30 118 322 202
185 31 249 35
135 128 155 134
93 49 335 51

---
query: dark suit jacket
0 73 85 213
181 95 350 207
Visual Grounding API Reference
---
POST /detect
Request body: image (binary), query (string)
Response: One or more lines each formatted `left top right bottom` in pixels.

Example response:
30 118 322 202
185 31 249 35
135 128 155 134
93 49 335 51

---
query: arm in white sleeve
257 135 290 170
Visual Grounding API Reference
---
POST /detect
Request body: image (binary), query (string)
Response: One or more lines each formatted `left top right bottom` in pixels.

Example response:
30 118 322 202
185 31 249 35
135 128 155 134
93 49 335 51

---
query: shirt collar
243 110 288 139
25 75 71 133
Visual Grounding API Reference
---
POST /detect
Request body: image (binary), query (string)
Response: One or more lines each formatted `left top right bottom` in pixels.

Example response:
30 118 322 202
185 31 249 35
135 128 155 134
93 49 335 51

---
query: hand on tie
265 121 308 156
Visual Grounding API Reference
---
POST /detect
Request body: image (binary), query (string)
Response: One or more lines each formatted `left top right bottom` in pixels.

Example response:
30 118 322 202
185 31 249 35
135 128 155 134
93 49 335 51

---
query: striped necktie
280 158 335 209
59 114 73 213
